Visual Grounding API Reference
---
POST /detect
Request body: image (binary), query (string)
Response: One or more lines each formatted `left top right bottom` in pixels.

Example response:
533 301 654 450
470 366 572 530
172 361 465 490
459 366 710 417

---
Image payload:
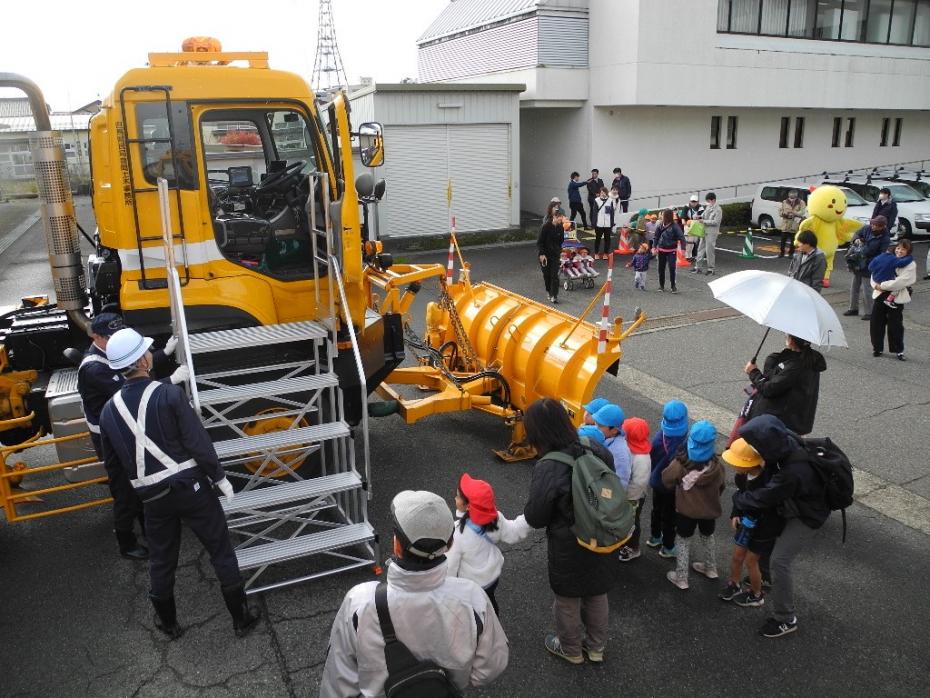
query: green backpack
546 439 635 553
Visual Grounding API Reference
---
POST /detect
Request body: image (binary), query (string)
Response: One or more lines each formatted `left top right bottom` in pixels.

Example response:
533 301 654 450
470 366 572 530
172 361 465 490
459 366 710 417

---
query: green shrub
721 202 751 227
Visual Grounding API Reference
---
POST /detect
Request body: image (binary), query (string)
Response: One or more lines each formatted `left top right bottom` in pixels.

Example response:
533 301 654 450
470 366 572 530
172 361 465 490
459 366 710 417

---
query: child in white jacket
447 473 533 616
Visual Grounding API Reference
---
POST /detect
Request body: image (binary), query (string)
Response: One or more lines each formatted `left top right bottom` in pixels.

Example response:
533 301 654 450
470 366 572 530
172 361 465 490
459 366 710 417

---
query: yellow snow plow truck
0 41 642 592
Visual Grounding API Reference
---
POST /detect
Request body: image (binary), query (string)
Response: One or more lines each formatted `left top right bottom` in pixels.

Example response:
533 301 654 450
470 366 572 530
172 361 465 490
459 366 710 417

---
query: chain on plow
438 280 480 373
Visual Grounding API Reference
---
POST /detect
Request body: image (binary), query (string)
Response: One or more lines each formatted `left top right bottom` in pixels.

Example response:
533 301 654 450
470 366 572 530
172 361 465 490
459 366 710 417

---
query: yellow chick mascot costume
796 185 861 287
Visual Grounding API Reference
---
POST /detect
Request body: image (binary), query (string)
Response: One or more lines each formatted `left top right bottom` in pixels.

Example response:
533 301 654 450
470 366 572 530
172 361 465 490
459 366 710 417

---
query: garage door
379 124 511 238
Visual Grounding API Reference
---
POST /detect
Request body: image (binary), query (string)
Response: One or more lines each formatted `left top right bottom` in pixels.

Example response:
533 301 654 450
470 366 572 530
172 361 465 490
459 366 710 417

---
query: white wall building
348 83 523 238
418 0 930 215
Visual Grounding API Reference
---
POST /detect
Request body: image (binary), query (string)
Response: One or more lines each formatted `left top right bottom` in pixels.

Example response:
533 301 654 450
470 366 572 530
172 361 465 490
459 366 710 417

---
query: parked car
752 181 873 231
822 177 930 239
873 169 930 199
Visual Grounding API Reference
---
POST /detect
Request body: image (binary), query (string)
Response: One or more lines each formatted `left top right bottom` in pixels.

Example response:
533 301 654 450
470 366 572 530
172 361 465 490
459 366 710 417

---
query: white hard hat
106 328 154 369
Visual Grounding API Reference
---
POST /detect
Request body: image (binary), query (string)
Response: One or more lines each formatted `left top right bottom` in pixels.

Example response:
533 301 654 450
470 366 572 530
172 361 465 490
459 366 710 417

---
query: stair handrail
157 177 199 411
329 254 371 498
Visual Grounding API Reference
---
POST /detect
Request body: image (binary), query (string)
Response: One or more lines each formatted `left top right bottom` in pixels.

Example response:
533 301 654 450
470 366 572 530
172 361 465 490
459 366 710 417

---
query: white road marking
612 363 930 537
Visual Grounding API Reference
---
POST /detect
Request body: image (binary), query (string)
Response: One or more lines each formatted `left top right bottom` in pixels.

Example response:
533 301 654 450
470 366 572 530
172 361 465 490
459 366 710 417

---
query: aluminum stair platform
188 320 328 354
213 421 350 460
198 373 339 406
221 472 362 515
235 522 375 571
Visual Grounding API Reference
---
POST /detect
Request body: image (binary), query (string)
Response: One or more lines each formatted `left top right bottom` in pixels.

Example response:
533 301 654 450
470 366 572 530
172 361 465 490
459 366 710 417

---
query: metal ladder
157 176 378 594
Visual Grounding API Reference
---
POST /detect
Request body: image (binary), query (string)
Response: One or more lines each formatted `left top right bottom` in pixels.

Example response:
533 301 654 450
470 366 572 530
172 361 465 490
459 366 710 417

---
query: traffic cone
615 227 634 255
675 242 690 268
740 227 757 260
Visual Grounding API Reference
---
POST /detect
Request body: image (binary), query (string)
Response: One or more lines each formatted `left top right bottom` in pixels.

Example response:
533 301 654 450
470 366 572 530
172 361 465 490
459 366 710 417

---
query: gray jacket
702 203 723 229
788 248 827 292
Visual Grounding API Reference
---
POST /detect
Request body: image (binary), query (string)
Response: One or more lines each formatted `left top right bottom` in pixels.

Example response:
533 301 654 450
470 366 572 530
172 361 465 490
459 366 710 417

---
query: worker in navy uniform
98 328 260 640
77 312 185 560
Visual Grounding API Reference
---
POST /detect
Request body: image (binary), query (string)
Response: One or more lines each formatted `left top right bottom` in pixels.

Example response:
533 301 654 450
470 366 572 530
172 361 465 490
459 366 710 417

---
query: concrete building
348 82 523 238
418 0 930 214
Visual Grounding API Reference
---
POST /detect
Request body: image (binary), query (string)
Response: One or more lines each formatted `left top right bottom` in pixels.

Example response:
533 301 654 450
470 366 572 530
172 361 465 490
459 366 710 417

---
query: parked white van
751 182 873 231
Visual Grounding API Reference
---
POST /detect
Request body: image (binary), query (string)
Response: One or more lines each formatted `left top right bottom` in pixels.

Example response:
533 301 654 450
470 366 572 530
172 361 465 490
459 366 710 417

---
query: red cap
622 417 651 454
459 473 497 526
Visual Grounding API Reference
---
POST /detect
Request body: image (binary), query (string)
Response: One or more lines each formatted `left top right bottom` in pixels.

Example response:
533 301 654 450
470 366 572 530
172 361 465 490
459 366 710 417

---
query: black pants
569 201 587 228
594 227 612 255
484 578 500 617
675 514 716 538
689 239 699 259
650 489 677 550
93 432 144 535
540 254 560 298
629 497 645 549
588 197 599 228
657 251 677 290
620 200 629 213
870 294 904 353
145 477 242 599
779 230 796 257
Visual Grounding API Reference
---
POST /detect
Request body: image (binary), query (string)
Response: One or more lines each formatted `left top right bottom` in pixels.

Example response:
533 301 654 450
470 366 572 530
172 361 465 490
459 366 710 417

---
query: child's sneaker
545 633 584 664
666 570 688 590
759 617 798 638
742 575 773 591
658 546 678 558
718 581 741 601
645 536 662 549
617 545 641 562
733 590 765 607
582 643 604 663
691 561 719 579
884 298 897 309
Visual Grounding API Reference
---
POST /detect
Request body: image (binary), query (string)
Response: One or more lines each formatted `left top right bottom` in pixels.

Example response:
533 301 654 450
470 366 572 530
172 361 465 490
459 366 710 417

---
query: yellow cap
722 438 763 469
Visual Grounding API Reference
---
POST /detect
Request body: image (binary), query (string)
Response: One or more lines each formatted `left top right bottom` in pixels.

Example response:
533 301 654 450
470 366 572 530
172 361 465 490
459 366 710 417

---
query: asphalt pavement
1 202 929 697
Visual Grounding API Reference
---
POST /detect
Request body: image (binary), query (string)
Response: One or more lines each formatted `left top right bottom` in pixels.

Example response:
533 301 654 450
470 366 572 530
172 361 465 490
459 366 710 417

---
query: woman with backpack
523 398 617 665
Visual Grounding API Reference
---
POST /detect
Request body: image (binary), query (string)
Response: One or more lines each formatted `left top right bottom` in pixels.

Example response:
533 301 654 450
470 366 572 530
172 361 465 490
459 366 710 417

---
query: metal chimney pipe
0 73 90 332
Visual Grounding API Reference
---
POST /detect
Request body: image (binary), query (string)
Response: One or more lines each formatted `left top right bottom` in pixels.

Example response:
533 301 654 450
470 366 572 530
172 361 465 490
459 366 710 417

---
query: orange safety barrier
615 227 634 255
676 242 691 267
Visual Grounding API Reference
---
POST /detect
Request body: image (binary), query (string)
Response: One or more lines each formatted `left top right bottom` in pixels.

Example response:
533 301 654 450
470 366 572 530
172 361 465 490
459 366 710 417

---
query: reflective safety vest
78 353 111 434
111 382 198 489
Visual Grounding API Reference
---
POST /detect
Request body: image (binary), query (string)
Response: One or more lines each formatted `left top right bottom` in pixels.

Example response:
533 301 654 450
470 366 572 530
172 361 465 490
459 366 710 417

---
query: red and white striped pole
597 252 615 354
446 216 457 285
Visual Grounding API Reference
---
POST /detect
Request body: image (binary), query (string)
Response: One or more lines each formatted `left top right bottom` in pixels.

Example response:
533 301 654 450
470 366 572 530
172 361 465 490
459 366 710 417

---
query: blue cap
583 397 610 416
578 424 606 445
91 312 124 337
687 420 717 462
593 404 625 430
661 400 689 437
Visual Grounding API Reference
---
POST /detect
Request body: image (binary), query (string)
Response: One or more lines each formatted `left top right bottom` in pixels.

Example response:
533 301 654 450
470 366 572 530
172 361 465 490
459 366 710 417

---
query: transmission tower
312 0 348 93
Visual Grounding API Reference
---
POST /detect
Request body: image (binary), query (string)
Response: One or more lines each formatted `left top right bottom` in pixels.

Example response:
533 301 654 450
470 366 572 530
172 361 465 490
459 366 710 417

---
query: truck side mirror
358 122 384 168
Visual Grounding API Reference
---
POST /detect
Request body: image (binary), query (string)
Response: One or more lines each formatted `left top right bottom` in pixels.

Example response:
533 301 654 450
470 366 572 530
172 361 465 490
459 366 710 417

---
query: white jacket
595 197 617 228
627 453 652 501
320 558 509 697
446 511 533 589
872 260 916 304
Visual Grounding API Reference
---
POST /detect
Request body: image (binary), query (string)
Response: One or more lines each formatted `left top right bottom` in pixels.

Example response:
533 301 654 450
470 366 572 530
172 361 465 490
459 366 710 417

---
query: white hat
550 196 561 203
689 194 699 202
391 490 454 559
106 327 154 369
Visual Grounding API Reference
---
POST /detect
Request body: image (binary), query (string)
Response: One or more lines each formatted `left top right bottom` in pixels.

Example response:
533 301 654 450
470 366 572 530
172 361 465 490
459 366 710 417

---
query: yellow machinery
0 42 643 525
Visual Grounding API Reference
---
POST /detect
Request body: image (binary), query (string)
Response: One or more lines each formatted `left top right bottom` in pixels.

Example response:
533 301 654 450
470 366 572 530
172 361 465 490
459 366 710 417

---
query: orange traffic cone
676 242 691 267
615 227 634 255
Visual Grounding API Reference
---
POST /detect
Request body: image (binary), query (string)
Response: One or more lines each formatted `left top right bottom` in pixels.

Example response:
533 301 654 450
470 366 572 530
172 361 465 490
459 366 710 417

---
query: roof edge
350 83 526 97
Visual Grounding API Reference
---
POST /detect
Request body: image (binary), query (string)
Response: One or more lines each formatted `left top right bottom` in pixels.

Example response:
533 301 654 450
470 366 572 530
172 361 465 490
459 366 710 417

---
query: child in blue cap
577 424 606 445
661 420 725 590
592 404 632 489
647 400 690 558
582 398 610 426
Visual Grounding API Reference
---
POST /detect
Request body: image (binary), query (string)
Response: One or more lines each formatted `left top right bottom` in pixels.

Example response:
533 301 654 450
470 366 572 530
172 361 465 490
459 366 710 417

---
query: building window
717 0 929 46
832 117 842 147
794 117 805 148
845 117 856 147
880 117 890 146
893 117 903 145
710 115 722 149
779 117 790 148
727 116 739 149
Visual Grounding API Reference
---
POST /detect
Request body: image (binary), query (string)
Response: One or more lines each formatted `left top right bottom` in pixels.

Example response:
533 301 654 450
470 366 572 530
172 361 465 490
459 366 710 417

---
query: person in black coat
537 203 565 304
744 334 826 436
871 188 898 235
611 168 632 213
523 398 617 664
654 208 686 293
586 169 605 227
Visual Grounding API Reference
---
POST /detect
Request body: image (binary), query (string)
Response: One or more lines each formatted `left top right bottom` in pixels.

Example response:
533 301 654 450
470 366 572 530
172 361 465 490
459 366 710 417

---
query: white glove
163 335 179 356
216 478 234 501
170 364 190 385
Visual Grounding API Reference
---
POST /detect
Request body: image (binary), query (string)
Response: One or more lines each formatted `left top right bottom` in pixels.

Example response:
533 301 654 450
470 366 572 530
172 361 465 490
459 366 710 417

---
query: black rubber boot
222 584 261 638
150 596 183 640
115 529 149 560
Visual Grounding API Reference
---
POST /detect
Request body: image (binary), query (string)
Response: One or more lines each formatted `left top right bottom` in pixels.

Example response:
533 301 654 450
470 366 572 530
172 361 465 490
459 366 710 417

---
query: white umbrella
708 270 847 360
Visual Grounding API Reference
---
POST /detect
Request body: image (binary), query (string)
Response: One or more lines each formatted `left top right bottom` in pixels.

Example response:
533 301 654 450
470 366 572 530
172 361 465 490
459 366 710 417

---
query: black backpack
801 436 855 541
374 583 463 698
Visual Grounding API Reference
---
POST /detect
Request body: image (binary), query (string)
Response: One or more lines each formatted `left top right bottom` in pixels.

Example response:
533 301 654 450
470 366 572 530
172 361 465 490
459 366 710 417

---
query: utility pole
312 0 348 95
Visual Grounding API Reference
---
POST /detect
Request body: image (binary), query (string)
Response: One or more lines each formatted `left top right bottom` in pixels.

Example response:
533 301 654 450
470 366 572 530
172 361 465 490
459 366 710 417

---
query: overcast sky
0 0 449 109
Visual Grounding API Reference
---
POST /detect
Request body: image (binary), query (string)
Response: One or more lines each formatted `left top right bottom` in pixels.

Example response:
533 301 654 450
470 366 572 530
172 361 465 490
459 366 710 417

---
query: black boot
115 529 149 560
150 596 183 640
222 584 261 638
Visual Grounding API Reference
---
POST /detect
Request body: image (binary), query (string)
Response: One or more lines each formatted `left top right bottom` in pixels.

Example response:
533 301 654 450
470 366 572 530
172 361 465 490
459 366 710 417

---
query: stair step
198 373 338 406
213 421 350 460
188 321 328 354
235 522 375 570
222 472 362 515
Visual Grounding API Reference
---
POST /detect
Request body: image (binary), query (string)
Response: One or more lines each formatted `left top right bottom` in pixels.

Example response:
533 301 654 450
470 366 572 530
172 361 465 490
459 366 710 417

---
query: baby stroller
558 240 596 291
